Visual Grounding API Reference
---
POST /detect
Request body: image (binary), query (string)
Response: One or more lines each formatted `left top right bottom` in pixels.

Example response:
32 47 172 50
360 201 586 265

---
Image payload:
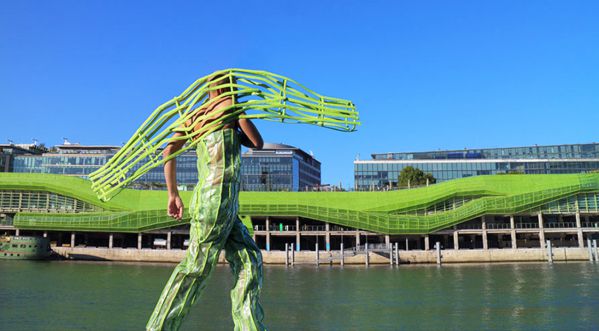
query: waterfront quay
1 173 599 265
3 213 599 264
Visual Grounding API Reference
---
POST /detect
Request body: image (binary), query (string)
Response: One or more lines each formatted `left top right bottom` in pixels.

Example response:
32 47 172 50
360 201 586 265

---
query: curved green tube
89 69 359 201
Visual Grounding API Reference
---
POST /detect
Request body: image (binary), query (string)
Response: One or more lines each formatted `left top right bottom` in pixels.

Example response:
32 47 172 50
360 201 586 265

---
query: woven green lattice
89 69 359 201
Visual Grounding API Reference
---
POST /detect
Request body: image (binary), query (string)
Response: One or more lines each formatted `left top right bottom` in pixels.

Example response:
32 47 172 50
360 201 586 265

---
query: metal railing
515 223 539 229
486 223 511 229
544 222 577 228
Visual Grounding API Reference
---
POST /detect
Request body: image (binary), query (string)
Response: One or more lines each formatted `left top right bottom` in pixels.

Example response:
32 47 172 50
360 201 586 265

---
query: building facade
1 173 599 263
0 144 43 173
12 141 320 191
241 143 321 191
355 143 599 191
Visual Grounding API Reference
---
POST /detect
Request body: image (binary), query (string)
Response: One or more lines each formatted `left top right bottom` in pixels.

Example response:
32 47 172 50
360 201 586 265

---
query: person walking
146 74 267 331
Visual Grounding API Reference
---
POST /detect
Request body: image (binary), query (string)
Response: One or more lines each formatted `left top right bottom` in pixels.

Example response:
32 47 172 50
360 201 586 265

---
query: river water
1 261 598 330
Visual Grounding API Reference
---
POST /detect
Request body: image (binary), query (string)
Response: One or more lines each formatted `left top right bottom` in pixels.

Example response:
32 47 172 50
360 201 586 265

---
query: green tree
398 166 436 188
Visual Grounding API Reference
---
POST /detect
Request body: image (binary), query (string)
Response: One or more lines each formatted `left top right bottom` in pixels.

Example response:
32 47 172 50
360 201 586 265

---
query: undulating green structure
3 172 598 235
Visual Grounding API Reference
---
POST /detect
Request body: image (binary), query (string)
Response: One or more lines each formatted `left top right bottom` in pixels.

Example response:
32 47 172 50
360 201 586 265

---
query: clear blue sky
1 1 598 188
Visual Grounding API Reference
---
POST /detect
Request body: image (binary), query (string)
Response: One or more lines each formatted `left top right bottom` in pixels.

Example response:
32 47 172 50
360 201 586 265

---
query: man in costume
90 69 358 331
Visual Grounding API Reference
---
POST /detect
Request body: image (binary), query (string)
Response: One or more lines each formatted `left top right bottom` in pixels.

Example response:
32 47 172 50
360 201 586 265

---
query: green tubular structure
4 173 599 235
89 69 359 201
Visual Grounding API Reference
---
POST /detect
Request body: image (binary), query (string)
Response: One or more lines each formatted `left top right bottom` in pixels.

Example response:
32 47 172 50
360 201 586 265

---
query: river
1 261 598 330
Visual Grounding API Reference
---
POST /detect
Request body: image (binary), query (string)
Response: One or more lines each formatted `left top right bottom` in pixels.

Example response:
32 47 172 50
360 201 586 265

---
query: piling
588 239 594 262
389 244 393 266
315 243 319 266
546 240 553 264
365 243 369 267
594 240 598 262
435 242 441 265
340 243 344 266
291 244 295 266
395 242 399 266
285 243 289 266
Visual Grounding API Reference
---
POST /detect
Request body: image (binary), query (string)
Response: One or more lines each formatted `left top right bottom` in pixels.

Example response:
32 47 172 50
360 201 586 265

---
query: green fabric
146 128 265 331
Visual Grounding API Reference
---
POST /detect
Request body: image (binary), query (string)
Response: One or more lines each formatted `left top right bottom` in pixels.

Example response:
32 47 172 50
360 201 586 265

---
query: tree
398 166 436 188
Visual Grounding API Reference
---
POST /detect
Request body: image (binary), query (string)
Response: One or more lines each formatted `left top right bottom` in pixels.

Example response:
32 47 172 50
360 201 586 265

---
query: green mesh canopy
4 173 598 234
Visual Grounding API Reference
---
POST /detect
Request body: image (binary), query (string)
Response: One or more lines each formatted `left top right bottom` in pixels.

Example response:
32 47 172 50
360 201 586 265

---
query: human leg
224 218 267 331
146 220 233 331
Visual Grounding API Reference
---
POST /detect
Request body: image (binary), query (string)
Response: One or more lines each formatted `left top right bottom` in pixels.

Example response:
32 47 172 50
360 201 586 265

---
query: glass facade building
355 143 599 191
0 144 42 173
12 142 321 192
12 144 200 189
241 143 321 191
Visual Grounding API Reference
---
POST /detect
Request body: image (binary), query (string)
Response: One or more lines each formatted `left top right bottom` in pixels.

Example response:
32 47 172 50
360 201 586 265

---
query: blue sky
1 0 598 188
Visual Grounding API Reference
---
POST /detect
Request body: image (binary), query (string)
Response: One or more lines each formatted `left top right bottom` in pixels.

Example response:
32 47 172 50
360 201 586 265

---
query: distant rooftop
244 142 319 164
370 142 599 161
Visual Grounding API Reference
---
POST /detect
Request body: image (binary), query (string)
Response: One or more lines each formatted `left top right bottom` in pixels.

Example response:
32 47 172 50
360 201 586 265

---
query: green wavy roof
1 173 598 234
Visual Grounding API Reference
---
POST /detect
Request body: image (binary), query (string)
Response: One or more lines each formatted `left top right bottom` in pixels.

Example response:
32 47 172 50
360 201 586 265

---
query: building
0 143 43 173
355 143 599 191
12 141 320 192
1 172 598 264
241 143 321 191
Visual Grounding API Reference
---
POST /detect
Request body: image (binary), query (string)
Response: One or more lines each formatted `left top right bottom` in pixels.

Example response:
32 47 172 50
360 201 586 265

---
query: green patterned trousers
147 128 266 331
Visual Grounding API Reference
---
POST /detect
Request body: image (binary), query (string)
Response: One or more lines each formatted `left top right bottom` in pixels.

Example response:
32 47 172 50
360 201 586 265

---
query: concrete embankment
51 246 595 265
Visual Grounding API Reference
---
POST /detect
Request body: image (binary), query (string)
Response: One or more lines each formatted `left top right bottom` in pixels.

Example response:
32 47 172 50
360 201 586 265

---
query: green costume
146 128 265 331
88 69 358 330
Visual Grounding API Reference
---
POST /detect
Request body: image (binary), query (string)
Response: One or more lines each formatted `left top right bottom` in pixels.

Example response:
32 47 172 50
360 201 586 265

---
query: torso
187 97 237 139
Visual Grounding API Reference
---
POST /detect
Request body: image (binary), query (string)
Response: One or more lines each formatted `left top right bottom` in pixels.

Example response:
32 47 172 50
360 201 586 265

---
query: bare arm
237 117 263 149
163 131 186 220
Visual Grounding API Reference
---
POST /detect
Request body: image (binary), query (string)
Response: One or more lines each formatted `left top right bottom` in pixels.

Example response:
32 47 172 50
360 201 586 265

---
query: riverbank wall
51 246 596 265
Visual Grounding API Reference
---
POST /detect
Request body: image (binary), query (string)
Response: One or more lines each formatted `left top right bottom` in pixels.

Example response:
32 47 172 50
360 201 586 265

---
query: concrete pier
481 216 488 250
576 212 584 248
538 213 545 249
265 217 271 251
510 216 517 249
453 231 459 250
325 223 331 251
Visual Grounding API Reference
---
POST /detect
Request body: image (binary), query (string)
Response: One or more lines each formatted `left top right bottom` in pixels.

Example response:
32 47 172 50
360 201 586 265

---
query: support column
296 217 300 251
70 232 75 247
266 217 271 251
538 213 545 249
576 212 584 248
453 231 459 250
355 231 360 248
137 233 142 250
167 231 172 250
510 216 517 249
405 237 409 251
385 235 390 249
15 229 20 236
325 223 331 251
482 216 488 250
109 233 114 249
341 243 344 267
424 235 430 251
43 231 48 238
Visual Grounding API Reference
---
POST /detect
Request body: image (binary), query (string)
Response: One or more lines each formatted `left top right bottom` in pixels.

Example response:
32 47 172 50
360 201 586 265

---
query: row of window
372 144 599 160
356 161 599 172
